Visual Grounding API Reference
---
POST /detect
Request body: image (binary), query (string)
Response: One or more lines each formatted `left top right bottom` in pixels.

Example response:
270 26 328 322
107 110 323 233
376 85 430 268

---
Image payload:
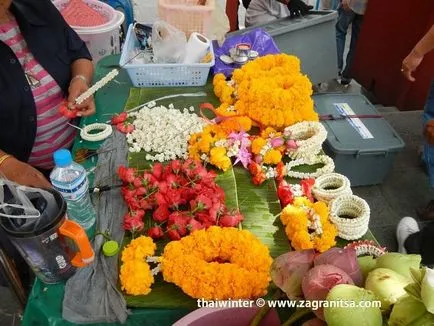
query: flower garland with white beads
285 155 335 179
312 173 352 203
126 104 206 162
344 240 387 258
329 195 370 241
75 69 119 105
284 121 327 160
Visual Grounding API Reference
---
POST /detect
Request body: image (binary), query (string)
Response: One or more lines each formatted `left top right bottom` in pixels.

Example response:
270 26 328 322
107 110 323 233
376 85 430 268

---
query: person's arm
286 0 312 16
402 25 434 82
0 150 51 188
68 58 95 117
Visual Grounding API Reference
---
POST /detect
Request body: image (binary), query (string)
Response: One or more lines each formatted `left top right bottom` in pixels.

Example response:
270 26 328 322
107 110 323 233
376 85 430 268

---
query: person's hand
67 77 96 117
425 120 434 145
287 0 313 17
0 157 51 188
342 0 351 11
402 50 424 82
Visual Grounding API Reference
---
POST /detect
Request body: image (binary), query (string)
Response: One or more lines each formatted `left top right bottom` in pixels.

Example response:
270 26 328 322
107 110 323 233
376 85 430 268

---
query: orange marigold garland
280 197 337 253
213 54 318 129
119 236 157 295
160 226 273 300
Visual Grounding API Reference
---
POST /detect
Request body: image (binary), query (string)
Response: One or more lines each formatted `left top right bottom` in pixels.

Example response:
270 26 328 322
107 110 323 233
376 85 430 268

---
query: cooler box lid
313 94 405 154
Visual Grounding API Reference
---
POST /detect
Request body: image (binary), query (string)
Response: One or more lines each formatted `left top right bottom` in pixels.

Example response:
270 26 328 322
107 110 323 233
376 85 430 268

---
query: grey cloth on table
62 131 129 324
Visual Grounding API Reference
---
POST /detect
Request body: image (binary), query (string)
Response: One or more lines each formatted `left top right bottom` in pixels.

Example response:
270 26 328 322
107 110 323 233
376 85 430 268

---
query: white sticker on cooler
333 103 374 139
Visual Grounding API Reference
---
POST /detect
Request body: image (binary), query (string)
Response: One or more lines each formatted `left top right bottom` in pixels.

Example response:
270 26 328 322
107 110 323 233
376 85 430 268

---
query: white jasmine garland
285 155 335 179
126 104 206 162
75 69 119 105
312 173 353 203
284 121 327 160
329 195 370 241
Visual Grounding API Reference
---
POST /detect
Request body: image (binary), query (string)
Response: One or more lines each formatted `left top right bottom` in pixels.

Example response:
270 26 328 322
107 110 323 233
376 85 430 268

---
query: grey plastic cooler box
313 94 405 186
229 11 338 85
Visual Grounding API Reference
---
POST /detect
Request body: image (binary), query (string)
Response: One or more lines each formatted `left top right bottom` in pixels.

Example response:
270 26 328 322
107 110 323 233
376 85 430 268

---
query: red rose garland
118 159 244 240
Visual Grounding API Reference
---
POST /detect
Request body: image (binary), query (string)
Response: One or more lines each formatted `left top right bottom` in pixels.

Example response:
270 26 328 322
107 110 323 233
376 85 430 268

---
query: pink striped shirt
0 17 76 169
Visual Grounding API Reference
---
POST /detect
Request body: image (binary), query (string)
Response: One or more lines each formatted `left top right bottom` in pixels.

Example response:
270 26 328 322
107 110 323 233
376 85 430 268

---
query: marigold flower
161 226 272 300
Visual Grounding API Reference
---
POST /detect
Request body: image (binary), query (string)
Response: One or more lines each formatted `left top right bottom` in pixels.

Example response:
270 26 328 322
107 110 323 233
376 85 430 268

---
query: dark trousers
405 222 434 266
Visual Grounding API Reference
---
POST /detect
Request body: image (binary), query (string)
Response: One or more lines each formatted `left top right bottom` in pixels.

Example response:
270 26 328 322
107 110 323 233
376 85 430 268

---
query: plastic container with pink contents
53 0 125 64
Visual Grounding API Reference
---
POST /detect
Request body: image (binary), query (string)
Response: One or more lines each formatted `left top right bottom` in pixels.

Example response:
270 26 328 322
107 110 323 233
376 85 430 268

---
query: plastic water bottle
50 149 96 238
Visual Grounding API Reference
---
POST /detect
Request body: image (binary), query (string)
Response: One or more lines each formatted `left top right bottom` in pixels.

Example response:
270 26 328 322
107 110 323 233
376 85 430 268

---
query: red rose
157 181 168 194
147 226 164 239
135 187 147 196
167 229 181 241
187 219 204 233
139 198 153 210
170 160 182 173
277 180 294 207
301 179 315 202
152 163 164 180
133 177 143 188
155 192 168 206
123 218 144 232
142 173 157 186
153 205 170 222
116 122 135 134
118 166 136 183
252 173 266 185
111 112 128 125
219 211 243 227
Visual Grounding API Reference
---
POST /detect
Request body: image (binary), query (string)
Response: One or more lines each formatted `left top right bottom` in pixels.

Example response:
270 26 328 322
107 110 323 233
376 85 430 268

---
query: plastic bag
0 179 59 232
212 28 280 77
152 20 187 63
210 1 230 46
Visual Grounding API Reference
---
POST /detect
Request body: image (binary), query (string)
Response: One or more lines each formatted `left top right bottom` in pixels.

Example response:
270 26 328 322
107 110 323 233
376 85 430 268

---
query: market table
22 55 378 326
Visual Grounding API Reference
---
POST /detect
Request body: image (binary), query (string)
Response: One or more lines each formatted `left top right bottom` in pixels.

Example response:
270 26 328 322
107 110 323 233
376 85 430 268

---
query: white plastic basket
119 24 215 87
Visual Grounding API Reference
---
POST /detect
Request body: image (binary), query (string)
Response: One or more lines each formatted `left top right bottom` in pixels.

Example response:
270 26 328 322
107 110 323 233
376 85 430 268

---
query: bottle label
52 175 89 202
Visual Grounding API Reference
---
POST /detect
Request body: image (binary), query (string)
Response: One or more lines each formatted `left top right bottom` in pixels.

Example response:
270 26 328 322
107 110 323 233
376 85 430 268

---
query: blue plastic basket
119 24 215 87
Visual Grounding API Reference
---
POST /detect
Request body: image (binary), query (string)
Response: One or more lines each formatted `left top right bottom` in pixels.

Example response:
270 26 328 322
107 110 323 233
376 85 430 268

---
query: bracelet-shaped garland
312 173 352 203
280 197 338 252
329 195 370 240
284 121 327 160
285 154 335 179
80 123 113 142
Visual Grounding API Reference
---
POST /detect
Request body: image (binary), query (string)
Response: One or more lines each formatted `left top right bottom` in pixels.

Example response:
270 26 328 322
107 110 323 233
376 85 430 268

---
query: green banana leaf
122 86 378 308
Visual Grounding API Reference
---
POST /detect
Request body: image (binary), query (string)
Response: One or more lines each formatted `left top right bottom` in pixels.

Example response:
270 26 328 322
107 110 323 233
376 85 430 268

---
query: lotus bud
357 256 377 282
375 253 421 279
324 284 382 326
389 295 428 326
421 267 434 313
271 250 315 300
365 268 412 312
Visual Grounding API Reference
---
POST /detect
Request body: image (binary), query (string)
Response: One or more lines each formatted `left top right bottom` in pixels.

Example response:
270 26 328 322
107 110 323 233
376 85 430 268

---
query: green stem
249 290 283 326
281 308 311 326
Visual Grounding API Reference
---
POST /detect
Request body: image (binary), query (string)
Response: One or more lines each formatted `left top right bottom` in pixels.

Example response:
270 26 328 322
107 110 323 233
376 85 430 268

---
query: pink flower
286 139 298 150
255 155 263 164
271 137 284 148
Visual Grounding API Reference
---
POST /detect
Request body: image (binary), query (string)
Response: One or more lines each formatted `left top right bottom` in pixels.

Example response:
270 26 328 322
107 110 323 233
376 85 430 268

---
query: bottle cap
103 240 119 257
53 149 73 167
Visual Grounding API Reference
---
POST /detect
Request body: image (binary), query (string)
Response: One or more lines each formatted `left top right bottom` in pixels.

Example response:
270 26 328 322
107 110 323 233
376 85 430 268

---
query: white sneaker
396 217 420 254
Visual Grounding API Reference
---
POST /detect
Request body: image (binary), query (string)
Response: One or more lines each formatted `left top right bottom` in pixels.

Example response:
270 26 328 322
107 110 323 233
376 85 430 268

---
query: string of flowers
280 197 338 252
213 54 318 129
